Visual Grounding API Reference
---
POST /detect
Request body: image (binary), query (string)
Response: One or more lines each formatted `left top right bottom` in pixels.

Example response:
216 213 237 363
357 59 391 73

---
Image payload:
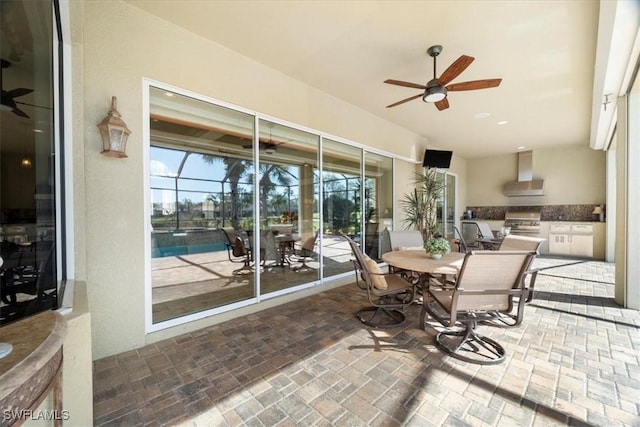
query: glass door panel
322 139 362 277
364 152 393 260
0 0 58 325
433 171 456 238
258 120 319 293
445 174 456 238
149 86 255 324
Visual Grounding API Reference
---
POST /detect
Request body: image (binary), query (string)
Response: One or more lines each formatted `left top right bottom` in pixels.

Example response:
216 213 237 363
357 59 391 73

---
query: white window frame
143 78 415 333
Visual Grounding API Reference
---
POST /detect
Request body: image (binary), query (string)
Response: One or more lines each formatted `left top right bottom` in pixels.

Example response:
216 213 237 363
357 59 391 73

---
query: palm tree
248 163 295 224
270 193 288 218
222 157 253 229
201 154 251 229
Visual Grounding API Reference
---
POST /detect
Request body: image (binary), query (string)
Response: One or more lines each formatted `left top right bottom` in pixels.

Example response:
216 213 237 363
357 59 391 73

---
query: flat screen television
422 149 453 169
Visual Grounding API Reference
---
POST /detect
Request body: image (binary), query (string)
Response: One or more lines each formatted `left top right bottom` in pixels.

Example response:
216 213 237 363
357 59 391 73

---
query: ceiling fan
0 58 33 118
384 45 502 111
242 140 278 154
242 125 279 154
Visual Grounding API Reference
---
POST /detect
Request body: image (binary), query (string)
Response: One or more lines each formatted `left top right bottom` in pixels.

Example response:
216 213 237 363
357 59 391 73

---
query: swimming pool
152 242 226 258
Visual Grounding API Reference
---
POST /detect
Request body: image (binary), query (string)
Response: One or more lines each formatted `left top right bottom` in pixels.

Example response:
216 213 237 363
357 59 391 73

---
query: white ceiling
126 0 600 159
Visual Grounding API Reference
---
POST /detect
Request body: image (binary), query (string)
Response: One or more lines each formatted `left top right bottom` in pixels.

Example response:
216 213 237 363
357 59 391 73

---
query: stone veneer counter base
0 311 67 424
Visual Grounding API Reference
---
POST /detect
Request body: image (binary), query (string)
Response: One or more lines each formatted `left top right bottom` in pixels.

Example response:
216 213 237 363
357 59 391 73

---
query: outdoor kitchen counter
465 220 605 259
0 311 67 422
466 205 604 222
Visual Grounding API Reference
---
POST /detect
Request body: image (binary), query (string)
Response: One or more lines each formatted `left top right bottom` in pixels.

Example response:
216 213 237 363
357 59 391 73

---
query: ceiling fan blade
6 87 33 98
386 93 423 108
435 98 449 111
383 79 426 90
437 55 474 86
16 100 52 110
446 78 502 91
13 107 30 118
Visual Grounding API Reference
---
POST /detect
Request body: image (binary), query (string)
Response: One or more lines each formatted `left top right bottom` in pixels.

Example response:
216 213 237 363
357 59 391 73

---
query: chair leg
419 303 428 331
356 296 407 329
356 307 406 328
435 321 506 365
525 270 539 303
291 256 311 271
483 310 520 327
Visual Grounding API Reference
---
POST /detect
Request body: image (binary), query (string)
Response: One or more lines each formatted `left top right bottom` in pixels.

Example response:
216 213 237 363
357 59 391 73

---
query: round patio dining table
381 250 465 277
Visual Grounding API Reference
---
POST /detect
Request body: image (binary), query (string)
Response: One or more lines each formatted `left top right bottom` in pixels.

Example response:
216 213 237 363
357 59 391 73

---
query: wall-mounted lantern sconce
97 96 131 158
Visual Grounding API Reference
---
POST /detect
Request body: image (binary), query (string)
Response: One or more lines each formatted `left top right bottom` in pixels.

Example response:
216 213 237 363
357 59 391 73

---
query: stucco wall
62 282 93 426
77 1 432 359
466 145 606 207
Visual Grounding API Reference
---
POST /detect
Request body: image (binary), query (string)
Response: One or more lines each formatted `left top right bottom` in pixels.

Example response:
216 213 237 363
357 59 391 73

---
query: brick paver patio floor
93 257 640 426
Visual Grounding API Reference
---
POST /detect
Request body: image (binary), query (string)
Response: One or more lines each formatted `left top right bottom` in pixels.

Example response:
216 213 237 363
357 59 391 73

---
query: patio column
615 91 640 309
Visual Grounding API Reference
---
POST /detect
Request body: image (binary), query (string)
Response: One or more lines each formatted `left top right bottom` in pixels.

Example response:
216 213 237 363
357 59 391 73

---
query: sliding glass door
434 171 456 238
147 82 399 328
258 120 320 293
364 152 393 259
149 86 256 323
321 139 362 277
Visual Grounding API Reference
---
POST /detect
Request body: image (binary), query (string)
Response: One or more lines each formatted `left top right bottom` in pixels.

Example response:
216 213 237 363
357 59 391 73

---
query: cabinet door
549 234 571 255
571 224 593 234
550 223 571 233
570 234 593 257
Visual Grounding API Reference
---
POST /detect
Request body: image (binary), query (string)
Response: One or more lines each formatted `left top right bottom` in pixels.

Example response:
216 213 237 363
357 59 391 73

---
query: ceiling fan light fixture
20 156 32 168
423 85 447 103
0 98 16 111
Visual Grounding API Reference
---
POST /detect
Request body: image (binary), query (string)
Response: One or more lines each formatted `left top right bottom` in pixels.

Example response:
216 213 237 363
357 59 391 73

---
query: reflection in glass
322 139 362 276
147 87 398 325
0 0 58 325
149 87 255 323
364 152 393 259
445 174 456 238
434 171 456 238
258 120 320 292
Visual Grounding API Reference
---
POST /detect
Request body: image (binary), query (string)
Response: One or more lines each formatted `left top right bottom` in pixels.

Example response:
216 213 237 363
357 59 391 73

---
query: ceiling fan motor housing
423 79 447 103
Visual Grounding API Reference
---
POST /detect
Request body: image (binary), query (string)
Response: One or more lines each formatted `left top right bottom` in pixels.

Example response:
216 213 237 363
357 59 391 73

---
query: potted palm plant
400 169 446 241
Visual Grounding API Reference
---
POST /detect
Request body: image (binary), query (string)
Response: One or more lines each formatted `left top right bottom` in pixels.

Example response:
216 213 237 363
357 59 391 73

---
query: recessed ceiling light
165 92 174 97
474 112 490 119
497 120 508 125
517 146 526 150
33 128 44 133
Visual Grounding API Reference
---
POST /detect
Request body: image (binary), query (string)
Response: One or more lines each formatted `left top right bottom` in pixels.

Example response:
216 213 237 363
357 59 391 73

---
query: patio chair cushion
231 236 248 257
363 255 387 290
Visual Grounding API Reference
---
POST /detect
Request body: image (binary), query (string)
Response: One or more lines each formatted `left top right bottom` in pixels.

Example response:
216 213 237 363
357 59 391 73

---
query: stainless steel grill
504 211 541 236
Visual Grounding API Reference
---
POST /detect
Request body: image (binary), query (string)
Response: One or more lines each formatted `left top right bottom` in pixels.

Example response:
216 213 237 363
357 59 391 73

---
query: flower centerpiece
423 237 451 260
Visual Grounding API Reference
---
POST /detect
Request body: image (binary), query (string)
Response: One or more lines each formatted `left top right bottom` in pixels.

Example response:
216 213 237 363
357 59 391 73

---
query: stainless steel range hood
503 151 544 197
